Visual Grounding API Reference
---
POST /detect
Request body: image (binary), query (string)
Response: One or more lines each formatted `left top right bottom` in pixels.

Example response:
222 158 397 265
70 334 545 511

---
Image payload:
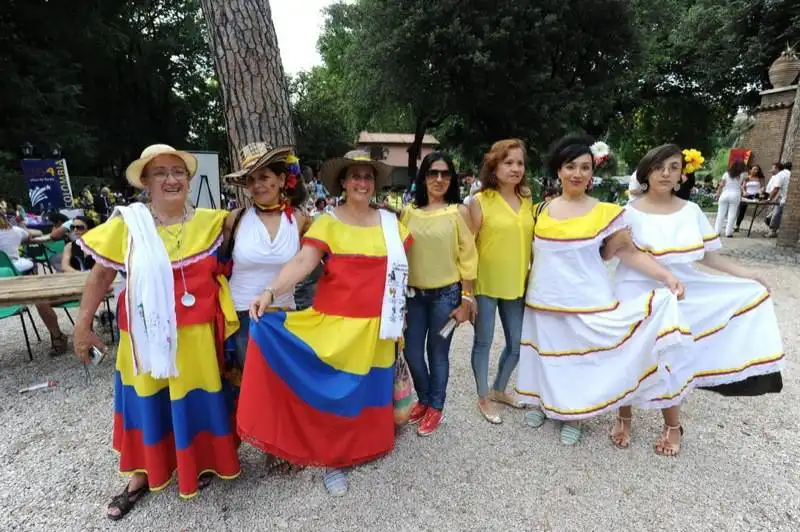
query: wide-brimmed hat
125 144 198 189
224 142 295 186
318 150 392 196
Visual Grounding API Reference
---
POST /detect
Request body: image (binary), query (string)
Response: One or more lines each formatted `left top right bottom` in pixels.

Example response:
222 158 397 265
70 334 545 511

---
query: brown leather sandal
610 416 632 449
48 333 68 357
655 425 684 457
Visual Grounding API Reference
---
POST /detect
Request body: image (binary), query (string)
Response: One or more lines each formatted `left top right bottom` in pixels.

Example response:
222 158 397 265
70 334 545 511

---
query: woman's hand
74 324 107 364
450 300 473 324
662 274 685 300
249 289 274 321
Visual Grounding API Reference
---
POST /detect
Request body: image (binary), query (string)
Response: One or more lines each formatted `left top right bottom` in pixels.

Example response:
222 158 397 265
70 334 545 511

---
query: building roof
358 131 439 145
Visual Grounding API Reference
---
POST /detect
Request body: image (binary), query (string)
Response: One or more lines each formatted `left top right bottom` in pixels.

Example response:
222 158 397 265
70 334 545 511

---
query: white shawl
378 209 408 340
116 203 179 378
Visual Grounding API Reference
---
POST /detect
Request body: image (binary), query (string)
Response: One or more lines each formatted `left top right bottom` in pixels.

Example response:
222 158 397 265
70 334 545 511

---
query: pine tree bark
200 0 295 180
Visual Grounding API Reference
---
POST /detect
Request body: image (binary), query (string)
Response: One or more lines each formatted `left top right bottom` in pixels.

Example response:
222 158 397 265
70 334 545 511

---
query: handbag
393 344 414 425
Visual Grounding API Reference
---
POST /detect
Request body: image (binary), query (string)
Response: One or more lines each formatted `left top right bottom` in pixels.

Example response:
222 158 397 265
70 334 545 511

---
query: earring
641 182 649 191
673 183 681 192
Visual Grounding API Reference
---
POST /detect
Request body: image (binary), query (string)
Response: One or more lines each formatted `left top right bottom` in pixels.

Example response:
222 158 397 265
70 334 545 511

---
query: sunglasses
426 170 452 180
71 225 88 231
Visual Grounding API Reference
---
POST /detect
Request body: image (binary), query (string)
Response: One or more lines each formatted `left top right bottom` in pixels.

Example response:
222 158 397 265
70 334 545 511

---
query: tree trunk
200 0 295 205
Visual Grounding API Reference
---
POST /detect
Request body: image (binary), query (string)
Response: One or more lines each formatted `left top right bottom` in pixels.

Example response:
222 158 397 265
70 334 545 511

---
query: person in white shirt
627 170 642 203
714 160 747 237
767 162 792 237
0 216 68 355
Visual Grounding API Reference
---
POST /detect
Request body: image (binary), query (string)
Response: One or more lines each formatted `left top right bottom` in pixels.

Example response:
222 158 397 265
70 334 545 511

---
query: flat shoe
524 409 546 428
560 423 582 445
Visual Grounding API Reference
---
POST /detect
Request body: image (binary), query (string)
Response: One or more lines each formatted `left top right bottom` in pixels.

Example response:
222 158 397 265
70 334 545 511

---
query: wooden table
0 272 93 306
739 199 778 238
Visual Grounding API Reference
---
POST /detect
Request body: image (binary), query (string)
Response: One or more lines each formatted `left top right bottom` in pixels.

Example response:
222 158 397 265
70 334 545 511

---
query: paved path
0 229 798 531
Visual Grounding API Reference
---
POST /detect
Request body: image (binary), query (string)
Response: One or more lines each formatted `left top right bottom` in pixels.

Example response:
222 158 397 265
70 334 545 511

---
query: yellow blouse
474 190 534 299
401 204 478 289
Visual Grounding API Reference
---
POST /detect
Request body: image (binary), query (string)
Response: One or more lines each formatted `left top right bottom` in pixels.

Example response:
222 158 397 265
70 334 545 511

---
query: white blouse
229 208 300 311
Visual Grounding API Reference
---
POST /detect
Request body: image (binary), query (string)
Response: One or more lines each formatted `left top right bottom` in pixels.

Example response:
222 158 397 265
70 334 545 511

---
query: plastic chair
0 251 42 360
23 242 55 274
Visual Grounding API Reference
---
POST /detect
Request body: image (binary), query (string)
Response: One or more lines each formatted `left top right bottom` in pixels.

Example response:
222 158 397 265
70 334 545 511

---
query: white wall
189 152 221 210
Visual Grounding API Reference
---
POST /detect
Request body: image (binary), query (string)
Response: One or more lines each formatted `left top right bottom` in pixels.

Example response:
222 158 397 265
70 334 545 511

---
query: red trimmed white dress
614 201 785 405
515 202 692 420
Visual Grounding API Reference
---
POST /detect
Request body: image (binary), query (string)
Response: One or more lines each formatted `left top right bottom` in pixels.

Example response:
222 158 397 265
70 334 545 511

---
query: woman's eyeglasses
426 170 452 180
71 225 88 232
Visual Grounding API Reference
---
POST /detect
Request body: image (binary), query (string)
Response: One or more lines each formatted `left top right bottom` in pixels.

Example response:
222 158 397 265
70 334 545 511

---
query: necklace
150 206 196 308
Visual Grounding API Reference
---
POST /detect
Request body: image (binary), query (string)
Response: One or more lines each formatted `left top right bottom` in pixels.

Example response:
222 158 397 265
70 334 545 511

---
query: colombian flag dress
79 209 241 498
237 213 412 467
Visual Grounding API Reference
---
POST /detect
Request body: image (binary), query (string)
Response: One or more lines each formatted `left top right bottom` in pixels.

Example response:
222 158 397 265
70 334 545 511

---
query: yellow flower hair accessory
682 149 704 175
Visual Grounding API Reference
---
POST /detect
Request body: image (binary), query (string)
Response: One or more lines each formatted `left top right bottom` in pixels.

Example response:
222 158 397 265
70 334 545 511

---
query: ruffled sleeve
455 207 478 280
694 203 721 252
77 217 127 270
301 213 333 253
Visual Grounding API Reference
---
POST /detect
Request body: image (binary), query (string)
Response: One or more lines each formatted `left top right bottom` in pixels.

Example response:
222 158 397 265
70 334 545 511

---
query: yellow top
401 204 478 289
535 201 624 241
474 190 534 299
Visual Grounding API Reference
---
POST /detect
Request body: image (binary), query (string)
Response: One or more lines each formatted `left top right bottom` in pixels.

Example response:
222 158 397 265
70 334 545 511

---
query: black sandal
198 472 215 491
48 334 68 358
107 482 149 521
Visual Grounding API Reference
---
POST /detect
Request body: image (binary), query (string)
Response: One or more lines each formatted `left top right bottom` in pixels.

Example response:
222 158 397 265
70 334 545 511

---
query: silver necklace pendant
181 292 196 307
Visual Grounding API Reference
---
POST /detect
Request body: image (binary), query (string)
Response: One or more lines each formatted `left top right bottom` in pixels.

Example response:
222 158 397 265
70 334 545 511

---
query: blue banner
21 158 74 211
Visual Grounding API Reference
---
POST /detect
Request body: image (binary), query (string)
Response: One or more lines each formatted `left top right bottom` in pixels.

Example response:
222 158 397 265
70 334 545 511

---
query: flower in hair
590 141 611 167
682 149 704 175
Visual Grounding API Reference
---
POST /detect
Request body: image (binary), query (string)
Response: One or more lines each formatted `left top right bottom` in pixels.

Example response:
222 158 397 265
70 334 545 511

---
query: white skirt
515 288 692 420
615 264 785 408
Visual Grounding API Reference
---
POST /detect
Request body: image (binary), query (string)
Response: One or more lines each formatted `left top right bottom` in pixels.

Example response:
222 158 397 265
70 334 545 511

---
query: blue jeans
232 310 251 368
470 295 524 397
403 283 461 410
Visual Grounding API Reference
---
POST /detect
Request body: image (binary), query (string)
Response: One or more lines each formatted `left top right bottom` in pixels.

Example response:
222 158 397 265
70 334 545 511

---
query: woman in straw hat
73 144 241 519
223 143 309 371
237 150 412 496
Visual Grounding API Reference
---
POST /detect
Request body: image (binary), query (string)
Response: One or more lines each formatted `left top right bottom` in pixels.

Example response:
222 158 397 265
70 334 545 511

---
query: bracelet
264 287 277 299
462 296 475 306
461 290 474 297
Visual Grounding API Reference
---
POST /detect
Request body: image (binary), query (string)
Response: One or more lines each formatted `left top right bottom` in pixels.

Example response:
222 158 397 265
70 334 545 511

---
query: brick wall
777 143 800 247
741 89 794 170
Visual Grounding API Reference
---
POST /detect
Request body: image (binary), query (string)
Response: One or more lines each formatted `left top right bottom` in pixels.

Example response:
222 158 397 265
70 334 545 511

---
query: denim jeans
470 295 524 397
403 282 461 410
232 310 251 368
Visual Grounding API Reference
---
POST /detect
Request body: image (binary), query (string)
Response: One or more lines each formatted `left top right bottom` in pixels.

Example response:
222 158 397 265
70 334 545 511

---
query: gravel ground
1 224 798 531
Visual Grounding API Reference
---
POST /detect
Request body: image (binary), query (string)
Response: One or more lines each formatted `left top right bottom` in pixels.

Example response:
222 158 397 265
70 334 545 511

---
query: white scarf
378 209 408 340
116 203 179 379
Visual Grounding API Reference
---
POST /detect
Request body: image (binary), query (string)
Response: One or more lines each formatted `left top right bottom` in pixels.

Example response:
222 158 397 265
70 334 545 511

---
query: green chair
0 251 42 361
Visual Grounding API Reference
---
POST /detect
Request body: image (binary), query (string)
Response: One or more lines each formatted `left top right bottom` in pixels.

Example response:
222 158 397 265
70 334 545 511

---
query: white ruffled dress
614 202 785 406
515 202 692 420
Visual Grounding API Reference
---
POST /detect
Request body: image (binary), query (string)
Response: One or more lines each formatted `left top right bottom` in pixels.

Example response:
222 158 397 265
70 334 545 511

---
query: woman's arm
467 195 483 234
699 251 768 290
251 244 325 318
61 242 78 272
607 230 684 297
73 264 118 362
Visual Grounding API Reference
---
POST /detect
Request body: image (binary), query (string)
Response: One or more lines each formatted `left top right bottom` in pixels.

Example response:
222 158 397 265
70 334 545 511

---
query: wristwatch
264 287 277 300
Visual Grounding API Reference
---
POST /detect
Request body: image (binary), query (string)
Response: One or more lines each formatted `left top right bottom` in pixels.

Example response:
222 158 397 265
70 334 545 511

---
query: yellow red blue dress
79 208 240 498
237 213 412 467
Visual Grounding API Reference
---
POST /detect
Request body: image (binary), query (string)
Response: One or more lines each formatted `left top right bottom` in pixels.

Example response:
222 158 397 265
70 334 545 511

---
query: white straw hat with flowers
224 142 296 186
125 144 198 190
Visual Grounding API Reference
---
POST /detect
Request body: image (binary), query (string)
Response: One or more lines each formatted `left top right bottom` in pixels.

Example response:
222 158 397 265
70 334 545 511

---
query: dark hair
73 215 96 230
727 159 746 179
635 144 683 191
546 135 595 179
479 139 530 197
47 212 69 226
414 151 461 207
749 165 765 181
782 162 793 171
314 198 326 210
262 161 308 207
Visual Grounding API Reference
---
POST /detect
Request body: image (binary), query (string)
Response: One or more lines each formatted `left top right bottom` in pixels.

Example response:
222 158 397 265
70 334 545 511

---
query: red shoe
408 403 428 425
417 408 443 437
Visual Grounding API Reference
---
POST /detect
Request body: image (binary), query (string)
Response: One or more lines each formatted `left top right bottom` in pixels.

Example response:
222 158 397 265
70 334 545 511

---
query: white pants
715 194 741 237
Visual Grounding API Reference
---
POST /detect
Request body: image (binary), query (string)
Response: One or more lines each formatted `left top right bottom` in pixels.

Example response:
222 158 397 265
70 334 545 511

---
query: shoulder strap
534 200 549 225
223 208 247 259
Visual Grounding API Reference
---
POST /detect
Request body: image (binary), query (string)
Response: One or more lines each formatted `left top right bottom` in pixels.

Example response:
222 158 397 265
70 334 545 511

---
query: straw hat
318 150 392 196
125 144 198 189
224 142 295 186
